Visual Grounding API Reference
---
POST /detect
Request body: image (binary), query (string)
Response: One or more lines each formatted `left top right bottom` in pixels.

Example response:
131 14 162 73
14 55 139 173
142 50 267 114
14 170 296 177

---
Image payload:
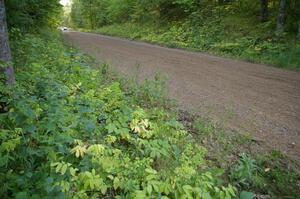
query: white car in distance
60 27 69 31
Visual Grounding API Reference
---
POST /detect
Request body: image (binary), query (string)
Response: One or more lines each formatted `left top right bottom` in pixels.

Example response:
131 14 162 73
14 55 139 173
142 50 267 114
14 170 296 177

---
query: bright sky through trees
60 0 71 6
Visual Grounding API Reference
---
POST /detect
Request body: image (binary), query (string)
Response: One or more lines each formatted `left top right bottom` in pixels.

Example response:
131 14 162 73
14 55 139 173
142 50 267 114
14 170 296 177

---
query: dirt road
64 31 300 161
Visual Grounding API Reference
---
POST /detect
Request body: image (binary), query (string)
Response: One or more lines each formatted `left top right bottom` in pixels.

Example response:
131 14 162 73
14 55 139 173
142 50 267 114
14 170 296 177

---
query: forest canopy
5 0 62 32
70 0 300 35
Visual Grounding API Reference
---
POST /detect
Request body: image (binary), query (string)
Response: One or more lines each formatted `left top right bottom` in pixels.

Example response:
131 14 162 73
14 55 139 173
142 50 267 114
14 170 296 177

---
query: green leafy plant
230 153 258 188
239 191 255 199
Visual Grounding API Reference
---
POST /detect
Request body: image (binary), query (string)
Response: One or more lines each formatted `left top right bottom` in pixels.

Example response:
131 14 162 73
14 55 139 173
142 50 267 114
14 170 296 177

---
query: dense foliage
5 0 62 32
70 0 300 32
70 0 300 69
0 32 237 198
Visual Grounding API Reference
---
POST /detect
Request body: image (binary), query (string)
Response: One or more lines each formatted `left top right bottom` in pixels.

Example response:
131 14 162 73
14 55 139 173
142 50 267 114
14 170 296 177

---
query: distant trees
0 0 14 85
5 0 62 32
70 0 109 29
70 0 300 39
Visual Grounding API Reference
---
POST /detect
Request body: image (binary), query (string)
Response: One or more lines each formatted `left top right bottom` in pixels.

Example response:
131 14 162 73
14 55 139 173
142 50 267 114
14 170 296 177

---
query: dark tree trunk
260 0 268 22
0 0 15 85
276 0 286 36
89 0 94 29
298 20 300 41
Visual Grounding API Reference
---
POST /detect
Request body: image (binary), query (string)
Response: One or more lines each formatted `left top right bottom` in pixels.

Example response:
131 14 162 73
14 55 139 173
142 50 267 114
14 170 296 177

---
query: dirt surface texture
64 31 300 161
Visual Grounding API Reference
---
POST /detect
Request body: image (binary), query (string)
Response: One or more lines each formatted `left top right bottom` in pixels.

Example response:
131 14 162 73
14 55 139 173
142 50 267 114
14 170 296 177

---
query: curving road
64 31 300 161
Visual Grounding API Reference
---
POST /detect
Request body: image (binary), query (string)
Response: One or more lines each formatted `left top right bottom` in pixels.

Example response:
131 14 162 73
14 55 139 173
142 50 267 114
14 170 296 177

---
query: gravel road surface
64 31 300 161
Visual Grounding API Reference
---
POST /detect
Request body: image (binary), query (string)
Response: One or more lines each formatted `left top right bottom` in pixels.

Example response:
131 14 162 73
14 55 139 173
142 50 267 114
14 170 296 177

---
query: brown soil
64 31 300 161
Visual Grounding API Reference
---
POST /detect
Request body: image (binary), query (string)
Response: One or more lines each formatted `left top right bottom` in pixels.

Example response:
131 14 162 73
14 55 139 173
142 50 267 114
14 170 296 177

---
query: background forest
69 0 300 69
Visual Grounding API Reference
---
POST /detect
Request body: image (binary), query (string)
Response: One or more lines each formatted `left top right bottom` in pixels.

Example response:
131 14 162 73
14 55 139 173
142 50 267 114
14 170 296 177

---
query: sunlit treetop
60 0 71 6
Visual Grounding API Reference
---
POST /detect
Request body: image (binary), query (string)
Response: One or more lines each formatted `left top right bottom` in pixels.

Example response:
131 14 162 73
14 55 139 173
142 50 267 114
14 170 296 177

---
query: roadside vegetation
69 0 300 70
185 114 300 198
1 1 299 199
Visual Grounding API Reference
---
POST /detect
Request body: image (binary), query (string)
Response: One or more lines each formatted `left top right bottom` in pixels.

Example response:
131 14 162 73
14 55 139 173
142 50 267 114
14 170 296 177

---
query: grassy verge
83 21 300 70
179 112 300 198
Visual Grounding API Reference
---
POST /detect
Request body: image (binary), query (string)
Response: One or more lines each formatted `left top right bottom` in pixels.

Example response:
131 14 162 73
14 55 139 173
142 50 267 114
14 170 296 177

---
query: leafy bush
6 0 62 32
0 32 237 198
230 153 258 188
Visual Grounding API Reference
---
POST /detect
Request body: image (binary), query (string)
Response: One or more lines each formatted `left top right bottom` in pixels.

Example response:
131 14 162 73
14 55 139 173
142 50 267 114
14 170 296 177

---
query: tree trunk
0 0 15 85
89 0 94 29
276 0 286 36
260 0 268 22
298 20 300 41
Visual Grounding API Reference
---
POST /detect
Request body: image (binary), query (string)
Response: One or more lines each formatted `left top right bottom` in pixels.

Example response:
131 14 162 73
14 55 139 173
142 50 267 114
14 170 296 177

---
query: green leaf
113 177 121 190
70 167 78 176
15 192 28 199
145 168 157 174
240 191 255 199
101 185 107 194
55 163 62 173
61 164 68 175
183 185 193 193
202 191 212 199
